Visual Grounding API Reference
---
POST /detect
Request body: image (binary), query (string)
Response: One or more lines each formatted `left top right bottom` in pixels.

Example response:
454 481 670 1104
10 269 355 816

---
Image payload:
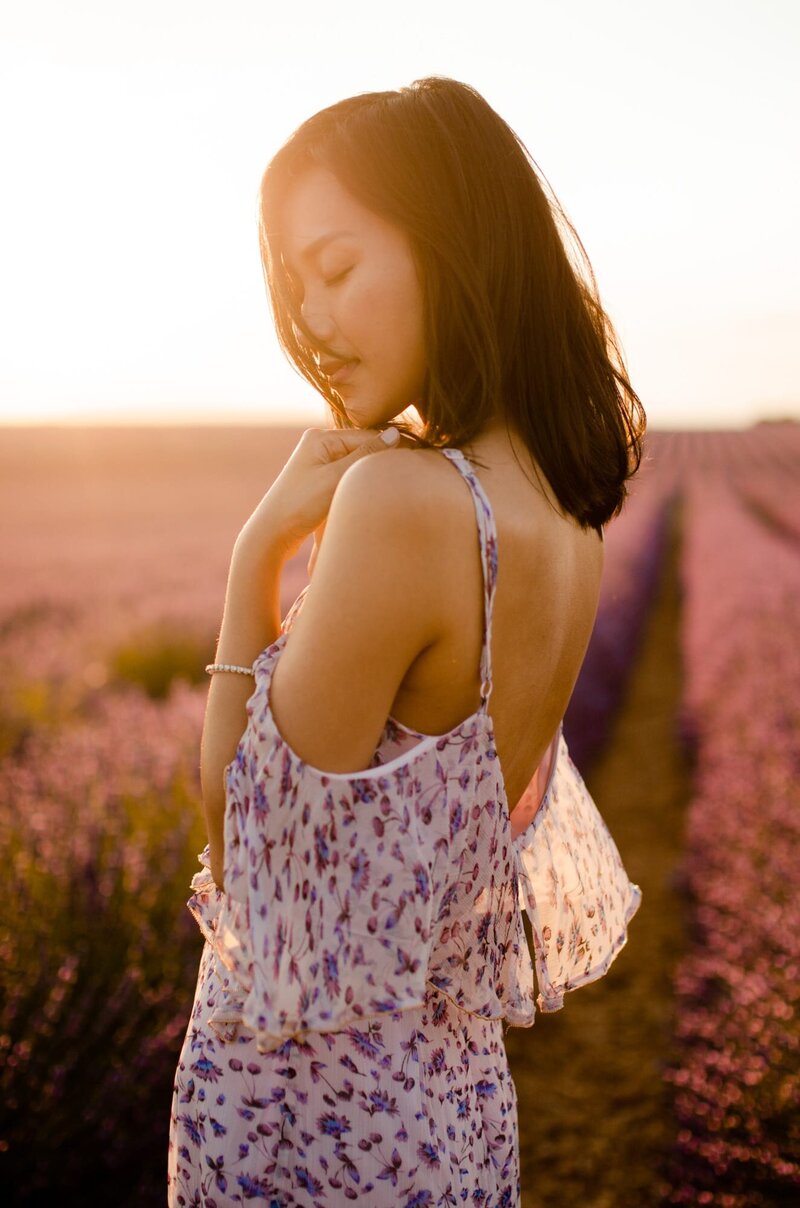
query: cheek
340 256 425 391
396 274 426 378
364 268 425 359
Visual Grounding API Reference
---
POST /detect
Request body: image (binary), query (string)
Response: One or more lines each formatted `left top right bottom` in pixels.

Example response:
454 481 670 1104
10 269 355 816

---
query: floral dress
168 447 642 1207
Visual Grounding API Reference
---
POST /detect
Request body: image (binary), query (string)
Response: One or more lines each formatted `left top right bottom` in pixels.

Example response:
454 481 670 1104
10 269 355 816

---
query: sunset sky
1 0 797 430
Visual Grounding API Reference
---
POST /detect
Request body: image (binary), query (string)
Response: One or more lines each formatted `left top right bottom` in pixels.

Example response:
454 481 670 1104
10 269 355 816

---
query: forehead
275 166 382 270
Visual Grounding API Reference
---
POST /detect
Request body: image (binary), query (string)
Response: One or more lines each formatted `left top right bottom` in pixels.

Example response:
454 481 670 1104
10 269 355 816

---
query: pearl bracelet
205 662 256 678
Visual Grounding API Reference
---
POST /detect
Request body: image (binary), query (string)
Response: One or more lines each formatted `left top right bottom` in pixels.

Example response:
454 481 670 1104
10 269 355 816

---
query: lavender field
0 420 798 1206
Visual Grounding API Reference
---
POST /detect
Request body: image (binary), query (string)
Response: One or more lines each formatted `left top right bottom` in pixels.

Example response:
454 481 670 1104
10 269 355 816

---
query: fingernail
380 426 400 445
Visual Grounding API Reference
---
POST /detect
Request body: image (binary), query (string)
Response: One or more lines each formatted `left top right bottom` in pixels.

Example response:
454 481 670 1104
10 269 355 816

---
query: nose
300 297 336 345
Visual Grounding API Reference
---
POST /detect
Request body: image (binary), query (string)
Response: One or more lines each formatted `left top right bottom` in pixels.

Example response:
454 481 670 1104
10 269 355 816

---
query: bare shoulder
323 445 458 630
331 446 456 544
314 447 450 633
336 443 450 505
340 440 478 538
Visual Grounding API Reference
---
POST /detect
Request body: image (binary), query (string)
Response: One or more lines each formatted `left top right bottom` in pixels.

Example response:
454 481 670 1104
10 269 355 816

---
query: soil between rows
507 500 693 1208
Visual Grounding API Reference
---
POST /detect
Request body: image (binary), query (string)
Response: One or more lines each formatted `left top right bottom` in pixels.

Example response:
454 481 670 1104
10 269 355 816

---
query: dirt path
508 499 693 1208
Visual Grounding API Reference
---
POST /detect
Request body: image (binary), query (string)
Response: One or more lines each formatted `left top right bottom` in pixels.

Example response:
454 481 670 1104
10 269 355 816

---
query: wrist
234 511 296 568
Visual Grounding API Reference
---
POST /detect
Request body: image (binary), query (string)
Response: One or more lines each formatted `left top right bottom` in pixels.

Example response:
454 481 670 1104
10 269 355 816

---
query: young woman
169 76 645 1206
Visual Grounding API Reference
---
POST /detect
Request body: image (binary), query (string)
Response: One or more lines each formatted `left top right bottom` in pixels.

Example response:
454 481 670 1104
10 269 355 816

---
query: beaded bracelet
205 662 256 678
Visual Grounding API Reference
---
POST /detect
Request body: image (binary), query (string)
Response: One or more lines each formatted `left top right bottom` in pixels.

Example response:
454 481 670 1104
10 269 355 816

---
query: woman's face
276 165 427 427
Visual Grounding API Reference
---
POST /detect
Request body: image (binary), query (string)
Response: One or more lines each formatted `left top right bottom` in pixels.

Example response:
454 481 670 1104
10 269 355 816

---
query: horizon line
0 414 798 433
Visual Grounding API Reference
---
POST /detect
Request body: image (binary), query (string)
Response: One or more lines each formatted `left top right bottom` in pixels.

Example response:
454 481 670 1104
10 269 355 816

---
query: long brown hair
259 76 646 532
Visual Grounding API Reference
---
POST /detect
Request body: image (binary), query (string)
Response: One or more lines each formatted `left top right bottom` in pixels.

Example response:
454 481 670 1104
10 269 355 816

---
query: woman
169 76 644 1206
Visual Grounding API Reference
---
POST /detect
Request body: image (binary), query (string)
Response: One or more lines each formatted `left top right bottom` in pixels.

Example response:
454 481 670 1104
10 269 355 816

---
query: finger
340 426 402 469
307 426 389 464
377 426 402 447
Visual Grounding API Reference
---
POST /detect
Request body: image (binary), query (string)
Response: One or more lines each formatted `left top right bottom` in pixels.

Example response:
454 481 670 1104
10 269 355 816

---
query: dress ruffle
513 735 643 1012
186 561 641 1051
186 658 641 1052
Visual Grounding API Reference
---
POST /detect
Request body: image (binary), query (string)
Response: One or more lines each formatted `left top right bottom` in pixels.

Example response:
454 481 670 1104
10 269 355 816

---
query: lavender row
644 421 800 479
645 421 800 547
662 473 800 1205
730 464 800 546
0 679 209 1200
563 457 677 769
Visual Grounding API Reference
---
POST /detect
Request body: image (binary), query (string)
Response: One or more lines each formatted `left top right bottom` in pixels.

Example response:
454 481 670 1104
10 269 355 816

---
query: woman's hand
238 424 405 565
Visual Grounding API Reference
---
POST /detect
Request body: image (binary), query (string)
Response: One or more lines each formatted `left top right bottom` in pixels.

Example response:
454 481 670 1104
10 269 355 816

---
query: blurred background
1 0 797 430
1 2 798 1206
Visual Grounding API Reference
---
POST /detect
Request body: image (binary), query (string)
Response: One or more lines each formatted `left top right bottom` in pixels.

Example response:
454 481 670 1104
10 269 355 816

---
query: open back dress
168 446 642 1207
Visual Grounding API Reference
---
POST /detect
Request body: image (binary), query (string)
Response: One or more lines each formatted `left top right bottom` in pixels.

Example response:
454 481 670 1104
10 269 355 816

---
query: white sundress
168 445 642 1207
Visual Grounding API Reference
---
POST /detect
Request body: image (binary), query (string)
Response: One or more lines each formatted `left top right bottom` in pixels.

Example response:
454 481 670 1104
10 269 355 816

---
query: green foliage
109 628 213 700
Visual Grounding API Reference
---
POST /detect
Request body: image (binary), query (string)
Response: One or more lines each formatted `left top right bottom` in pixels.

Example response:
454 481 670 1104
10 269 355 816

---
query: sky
0 0 797 430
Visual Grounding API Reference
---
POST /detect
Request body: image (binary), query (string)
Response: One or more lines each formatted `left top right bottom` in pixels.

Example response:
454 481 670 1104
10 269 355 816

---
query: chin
338 383 421 430
342 400 396 430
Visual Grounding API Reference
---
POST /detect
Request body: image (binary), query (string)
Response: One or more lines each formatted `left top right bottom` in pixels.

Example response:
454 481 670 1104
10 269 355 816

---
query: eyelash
286 265 352 305
323 267 353 287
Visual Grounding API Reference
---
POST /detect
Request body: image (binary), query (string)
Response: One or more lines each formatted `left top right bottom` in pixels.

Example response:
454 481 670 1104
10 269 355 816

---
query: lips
319 357 359 385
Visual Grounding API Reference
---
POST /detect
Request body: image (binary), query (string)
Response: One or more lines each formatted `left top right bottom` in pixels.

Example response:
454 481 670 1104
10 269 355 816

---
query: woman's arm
201 520 288 890
266 454 443 775
201 425 408 889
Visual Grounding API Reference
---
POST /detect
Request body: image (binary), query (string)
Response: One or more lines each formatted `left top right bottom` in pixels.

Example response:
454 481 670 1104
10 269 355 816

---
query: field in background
0 420 798 1206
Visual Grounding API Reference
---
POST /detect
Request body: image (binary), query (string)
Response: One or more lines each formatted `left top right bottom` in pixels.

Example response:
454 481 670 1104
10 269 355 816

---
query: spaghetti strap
440 447 498 710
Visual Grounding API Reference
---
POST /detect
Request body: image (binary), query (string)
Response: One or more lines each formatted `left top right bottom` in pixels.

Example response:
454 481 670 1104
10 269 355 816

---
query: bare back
387 431 604 820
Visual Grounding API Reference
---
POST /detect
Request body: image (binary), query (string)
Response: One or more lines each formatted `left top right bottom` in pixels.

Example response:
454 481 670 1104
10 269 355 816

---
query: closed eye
324 267 353 287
